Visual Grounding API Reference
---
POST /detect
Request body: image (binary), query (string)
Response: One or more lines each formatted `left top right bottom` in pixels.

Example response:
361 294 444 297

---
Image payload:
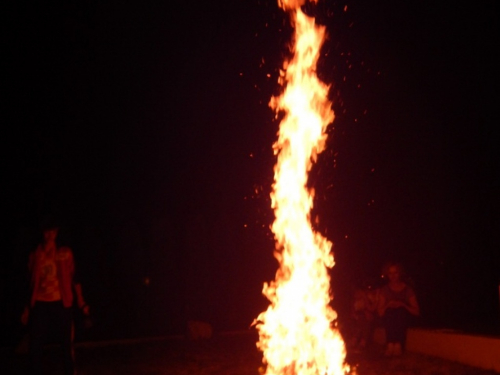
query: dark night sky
2 1 499 343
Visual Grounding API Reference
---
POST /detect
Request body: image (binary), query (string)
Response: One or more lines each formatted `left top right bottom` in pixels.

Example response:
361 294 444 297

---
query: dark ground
1 331 498 375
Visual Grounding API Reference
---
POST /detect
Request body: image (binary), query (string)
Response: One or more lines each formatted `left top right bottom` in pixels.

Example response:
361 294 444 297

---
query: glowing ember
255 1 348 374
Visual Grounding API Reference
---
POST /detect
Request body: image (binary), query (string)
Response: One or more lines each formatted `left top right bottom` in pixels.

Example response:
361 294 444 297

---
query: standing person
21 218 89 375
377 261 419 357
348 280 378 352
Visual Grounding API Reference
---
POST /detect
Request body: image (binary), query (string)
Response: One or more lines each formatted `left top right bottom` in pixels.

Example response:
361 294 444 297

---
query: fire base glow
256 1 348 375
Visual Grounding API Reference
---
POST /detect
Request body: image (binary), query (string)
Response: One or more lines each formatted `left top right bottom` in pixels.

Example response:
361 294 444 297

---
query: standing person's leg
29 302 50 375
57 303 76 375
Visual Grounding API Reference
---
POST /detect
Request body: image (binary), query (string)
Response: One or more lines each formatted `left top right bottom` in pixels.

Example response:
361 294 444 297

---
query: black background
2 0 499 345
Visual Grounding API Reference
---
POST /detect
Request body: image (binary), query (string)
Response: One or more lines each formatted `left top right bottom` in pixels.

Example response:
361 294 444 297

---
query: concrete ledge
406 328 500 373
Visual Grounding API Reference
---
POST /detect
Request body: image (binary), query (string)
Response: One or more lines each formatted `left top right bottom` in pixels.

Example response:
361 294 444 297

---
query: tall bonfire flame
256 0 348 374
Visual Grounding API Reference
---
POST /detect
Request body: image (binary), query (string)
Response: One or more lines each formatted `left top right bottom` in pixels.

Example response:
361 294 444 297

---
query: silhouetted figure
21 218 89 375
347 279 380 352
377 262 419 357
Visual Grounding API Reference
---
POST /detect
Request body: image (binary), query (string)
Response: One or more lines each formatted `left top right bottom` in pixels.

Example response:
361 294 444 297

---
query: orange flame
256 1 348 374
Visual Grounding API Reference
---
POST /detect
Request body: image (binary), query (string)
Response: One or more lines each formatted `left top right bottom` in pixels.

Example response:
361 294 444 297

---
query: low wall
405 328 500 372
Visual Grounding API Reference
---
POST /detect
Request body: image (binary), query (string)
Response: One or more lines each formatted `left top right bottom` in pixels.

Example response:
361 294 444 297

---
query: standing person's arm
74 283 89 315
69 249 90 316
21 306 30 325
